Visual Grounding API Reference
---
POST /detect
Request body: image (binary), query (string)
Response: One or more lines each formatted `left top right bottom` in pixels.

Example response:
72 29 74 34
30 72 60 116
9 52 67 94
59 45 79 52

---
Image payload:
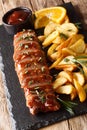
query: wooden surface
0 0 87 130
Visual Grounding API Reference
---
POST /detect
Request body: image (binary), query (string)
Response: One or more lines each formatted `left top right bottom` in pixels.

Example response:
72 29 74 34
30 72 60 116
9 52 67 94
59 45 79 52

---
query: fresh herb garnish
75 55 87 59
22 51 29 55
24 45 29 49
64 55 87 74
34 86 40 90
59 33 68 40
41 66 45 72
38 57 43 62
36 89 46 104
24 70 29 74
18 43 23 50
17 34 34 42
19 43 23 47
40 94 46 104
28 80 34 85
25 63 30 68
29 86 46 104
74 22 82 29
57 97 78 115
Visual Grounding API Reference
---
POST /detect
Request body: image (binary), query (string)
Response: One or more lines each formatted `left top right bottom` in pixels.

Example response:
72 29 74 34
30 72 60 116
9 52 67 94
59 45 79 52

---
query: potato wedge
38 35 46 42
83 83 87 92
53 76 67 89
51 51 61 60
56 36 72 51
56 23 78 37
84 45 87 53
73 72 85 86
68 34 84 47
49 55 63 69
55 64 77 71
73 79 86 102
42 30 59 47
47 43 58 57
69 38 86 53
62 48 76 57
53 36 61 44
44 21 58 36
56 84 75 94
82 66 87 79
53 35 66 44
70 87 77 100
59 56 75 65
58 71 73 82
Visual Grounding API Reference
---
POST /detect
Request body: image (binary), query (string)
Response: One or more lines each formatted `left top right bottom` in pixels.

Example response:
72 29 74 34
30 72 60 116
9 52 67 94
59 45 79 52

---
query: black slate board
0 2 87 130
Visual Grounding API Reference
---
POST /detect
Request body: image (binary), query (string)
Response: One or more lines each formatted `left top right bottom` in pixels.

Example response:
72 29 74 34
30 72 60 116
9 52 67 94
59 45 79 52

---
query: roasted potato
73 79 86 102
56 23 78 37
53 76 67 89
58 71 73 82
42 30 59 47
38 35 45 42
68 34 84 47
56 84 75 95
69 38 86 53
44 21 58 36
38 16 87 103
73 72 85 86
49 55 64 69
47 43 58 58
62 48 76 57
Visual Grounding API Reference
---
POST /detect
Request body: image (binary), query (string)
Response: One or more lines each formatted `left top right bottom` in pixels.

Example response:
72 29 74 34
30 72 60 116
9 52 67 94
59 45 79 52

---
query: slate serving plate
0 2 87 130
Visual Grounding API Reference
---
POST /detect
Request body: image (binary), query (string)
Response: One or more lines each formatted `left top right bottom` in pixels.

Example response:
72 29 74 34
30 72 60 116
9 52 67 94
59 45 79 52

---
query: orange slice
35 7 66 24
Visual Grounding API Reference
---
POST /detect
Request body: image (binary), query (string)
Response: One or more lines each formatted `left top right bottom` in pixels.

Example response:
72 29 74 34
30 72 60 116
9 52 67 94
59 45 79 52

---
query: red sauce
7 10 29 25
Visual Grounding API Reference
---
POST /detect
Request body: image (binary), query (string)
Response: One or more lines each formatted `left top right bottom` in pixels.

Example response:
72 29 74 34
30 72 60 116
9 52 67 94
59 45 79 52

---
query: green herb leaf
59 33 68 40
34 86 40 90
74 22 82 29
76 55 87 59
28 80 34 85
64 56 87 75
35 89 46 104
57 97 78 115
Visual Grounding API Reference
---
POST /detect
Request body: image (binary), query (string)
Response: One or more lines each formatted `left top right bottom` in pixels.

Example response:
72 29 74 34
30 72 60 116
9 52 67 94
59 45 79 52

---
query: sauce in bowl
7 10 29 25
2 7 33 34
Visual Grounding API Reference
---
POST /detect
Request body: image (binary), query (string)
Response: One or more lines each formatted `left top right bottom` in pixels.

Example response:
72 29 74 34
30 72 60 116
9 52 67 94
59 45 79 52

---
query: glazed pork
13 29 60 114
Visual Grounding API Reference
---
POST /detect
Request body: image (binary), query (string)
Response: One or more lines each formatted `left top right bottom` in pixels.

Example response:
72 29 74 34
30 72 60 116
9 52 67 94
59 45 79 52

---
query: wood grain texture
0 0 87 130
29 0 63 10
0 0 4 24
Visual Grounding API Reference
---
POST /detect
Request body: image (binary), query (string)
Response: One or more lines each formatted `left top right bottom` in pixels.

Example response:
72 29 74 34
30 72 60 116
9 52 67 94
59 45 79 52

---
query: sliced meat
13 29 60 115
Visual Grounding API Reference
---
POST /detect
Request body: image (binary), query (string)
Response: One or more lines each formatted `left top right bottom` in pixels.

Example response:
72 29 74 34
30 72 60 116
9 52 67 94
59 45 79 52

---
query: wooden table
0 0 87 130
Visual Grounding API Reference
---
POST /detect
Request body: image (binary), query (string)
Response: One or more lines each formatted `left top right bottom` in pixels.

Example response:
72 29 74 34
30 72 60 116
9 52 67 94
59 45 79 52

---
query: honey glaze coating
13 29 60 114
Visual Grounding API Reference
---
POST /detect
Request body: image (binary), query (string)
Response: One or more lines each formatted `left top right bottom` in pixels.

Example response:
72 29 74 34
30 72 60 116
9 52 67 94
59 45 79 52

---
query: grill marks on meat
13 30 60 114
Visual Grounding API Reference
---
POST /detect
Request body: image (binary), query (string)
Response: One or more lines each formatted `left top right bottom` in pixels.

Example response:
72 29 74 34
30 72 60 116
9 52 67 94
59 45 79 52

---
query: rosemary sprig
36 89 46 104
57 97 78 115
74 22 82 29
75 55 87 59
64 56 87 74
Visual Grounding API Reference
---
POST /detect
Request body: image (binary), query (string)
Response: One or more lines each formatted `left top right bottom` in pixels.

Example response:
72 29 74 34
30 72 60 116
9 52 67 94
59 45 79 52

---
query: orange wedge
35 7 66 24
